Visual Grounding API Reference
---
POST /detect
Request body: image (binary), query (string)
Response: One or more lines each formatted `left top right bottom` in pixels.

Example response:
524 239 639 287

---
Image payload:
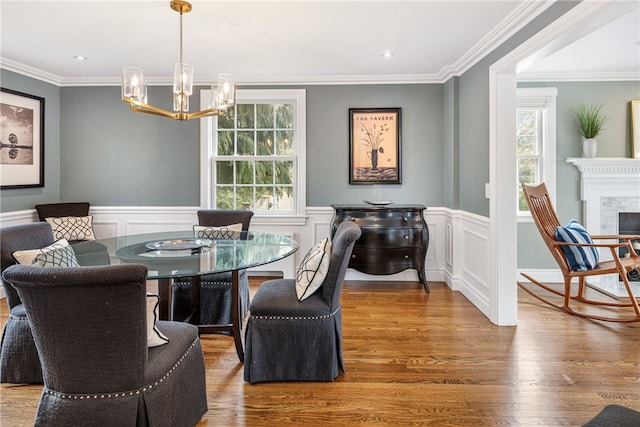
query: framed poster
0 88 45 189
349 108 401 184
631 100 640 159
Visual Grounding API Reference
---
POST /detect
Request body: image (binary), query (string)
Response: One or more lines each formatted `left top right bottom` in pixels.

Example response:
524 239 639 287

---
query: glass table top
74 230 298 280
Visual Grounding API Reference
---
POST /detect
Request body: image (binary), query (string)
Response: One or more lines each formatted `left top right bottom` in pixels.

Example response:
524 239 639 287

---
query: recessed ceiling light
382 51 394 59
73 56 88 61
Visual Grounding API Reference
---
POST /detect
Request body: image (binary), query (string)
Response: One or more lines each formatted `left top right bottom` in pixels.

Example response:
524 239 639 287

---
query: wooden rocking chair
518 183 640 322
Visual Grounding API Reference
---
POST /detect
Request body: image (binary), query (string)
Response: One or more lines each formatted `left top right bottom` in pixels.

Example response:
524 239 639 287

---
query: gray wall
305 84 444 206
517 80 640 268
59 86 201 205
1 70 61 212
454 1 579 217
2 77 446 210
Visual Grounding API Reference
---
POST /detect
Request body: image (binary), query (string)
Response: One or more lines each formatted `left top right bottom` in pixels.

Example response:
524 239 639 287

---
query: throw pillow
556 219 599 271
32 245 80 267
12 238 76 266
146 294 169 347
193 223 243 239
296 238 331 301
45 216 96 241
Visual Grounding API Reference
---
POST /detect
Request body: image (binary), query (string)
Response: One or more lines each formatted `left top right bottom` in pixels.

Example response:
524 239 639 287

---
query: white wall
1 206 498 321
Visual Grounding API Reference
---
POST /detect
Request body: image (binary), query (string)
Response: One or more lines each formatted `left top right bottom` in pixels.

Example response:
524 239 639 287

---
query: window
201 89 306 221
516 87 557 221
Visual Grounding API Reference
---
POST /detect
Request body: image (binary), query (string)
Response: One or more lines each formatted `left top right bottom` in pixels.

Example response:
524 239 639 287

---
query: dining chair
34 202 110 265
243 220 361 383
0 222 54 384
2 263 208 426
172 209 254 332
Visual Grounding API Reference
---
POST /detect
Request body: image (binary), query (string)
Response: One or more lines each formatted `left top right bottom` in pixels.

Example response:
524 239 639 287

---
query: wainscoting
0 206 495 321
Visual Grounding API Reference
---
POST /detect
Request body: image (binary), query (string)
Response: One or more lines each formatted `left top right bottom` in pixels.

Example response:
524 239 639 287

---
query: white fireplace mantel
566 157 640 202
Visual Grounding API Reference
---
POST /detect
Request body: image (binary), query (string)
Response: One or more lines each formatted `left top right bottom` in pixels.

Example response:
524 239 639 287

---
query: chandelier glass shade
121 1 235 121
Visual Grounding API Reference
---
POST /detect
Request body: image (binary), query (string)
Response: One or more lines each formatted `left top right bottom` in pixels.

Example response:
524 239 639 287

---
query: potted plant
575 103 607 158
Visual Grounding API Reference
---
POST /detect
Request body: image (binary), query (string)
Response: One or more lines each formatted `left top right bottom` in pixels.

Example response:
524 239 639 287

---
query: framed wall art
349 108 401 184
0 88 45 189
631 100 640 159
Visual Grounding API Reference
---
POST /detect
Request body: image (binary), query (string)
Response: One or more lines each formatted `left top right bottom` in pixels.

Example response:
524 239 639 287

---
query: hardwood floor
1 279 639 426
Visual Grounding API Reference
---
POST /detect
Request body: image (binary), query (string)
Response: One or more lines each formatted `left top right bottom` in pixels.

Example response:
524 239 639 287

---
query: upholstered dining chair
243 220 361 383
172 209 254 332
2 263 208 426
34 202 110 265
0 222 54 384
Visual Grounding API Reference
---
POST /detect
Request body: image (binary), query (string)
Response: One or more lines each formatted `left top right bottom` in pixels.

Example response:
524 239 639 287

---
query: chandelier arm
185 108 227 120
124 97 178 119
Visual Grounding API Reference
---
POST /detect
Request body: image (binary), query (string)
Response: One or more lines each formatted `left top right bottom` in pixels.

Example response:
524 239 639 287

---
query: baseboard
517 268 563 283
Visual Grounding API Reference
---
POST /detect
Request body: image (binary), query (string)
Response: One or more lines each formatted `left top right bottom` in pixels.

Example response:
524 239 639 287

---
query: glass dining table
73 230 298 362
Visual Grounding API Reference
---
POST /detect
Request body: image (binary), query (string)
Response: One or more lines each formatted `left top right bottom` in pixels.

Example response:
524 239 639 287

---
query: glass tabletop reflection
75 230 298 280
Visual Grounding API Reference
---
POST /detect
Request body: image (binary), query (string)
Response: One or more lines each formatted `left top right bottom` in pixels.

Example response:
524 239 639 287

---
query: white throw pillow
146 294 169 347
193 223 243 239
45 216 96 241
32 245 80 267
296 238 331 301
12 238 78 266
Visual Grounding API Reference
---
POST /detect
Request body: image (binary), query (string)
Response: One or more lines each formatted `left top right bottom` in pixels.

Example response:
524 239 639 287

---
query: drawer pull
404 235 409 240
351 254 356 259
404 254 409 259
403 217 407 222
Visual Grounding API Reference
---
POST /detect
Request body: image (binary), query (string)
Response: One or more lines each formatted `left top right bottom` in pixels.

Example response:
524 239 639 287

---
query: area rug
583 404 640 427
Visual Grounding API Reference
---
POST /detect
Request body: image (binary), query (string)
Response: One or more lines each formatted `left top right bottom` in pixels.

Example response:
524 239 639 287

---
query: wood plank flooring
1 279 639 426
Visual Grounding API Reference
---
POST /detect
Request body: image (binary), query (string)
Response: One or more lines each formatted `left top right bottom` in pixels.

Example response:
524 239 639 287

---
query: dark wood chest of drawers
331 204 429 292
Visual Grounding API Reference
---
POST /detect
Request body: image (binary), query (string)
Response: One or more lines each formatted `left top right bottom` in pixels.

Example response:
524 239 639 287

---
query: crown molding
447 0 556 78
518 70 640 82
0 57 62 86
0 1 612 88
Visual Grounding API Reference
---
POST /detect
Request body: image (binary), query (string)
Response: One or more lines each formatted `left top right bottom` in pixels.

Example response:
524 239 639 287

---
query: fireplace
619 212 640 260
567 157 640 297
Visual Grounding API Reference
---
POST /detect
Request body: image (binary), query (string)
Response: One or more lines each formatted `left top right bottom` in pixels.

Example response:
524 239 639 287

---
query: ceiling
1 1 638 86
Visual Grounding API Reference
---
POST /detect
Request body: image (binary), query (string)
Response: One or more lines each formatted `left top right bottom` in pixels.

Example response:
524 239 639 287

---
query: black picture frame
349 108 401 184
1 87 45 189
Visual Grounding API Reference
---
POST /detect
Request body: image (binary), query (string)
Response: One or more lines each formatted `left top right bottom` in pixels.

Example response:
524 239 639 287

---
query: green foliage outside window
516 110 540 212
215 103 295 211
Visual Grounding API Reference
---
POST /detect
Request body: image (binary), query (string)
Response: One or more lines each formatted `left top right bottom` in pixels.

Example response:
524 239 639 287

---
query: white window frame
516 87 557 223
200 89 307 225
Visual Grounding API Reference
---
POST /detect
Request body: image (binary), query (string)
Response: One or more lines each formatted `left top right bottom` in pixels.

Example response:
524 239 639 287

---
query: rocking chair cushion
556 219 599 271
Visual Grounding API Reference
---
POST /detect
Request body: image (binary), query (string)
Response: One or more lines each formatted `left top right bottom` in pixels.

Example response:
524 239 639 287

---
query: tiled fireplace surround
567 157 640 297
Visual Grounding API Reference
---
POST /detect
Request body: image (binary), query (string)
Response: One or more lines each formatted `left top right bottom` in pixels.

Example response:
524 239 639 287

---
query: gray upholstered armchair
34 202 110 266
2 263 208 426
173 209 254 332
243 220 361 383
0 222 54 383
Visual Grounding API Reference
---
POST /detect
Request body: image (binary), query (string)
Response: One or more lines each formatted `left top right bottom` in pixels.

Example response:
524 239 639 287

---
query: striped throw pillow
555 220 599 271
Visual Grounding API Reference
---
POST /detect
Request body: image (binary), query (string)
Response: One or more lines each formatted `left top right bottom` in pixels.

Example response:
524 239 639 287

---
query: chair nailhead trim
76 251 106 257
42 337 200 400
250 306 340 321
8 314 28 321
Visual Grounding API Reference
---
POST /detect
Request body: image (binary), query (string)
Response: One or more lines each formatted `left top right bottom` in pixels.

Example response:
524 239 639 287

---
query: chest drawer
356 227 423 248
334 209 424 229
331 204 431 292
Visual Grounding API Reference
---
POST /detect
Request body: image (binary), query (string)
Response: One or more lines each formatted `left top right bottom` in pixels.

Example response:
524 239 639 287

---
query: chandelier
121 0 235 121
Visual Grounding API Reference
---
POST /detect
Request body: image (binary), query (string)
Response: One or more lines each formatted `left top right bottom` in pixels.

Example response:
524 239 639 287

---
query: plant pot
583 138 597 158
